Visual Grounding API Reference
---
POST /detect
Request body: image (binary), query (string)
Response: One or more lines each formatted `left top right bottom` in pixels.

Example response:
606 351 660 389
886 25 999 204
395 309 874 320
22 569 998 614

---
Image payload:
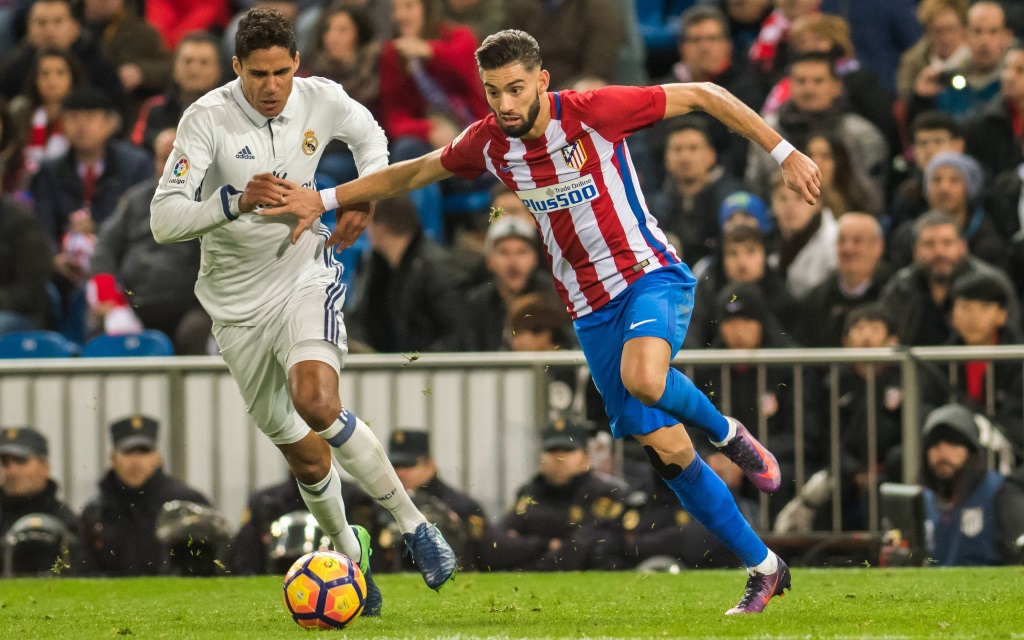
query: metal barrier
1 347 1021 533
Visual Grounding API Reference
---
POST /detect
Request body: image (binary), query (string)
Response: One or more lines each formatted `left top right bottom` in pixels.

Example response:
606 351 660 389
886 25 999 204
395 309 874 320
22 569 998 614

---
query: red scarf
749 10 790 74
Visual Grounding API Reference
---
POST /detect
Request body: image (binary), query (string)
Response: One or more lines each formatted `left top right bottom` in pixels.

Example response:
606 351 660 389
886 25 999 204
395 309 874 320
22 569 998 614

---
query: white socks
297 465 361 559
711 416 739 448
318 408 426 534
751 551 779 575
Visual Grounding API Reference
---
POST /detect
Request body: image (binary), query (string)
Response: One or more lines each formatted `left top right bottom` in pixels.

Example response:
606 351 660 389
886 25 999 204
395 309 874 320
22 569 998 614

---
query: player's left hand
781 150 821 205
327 201 374 251
260 181 325 244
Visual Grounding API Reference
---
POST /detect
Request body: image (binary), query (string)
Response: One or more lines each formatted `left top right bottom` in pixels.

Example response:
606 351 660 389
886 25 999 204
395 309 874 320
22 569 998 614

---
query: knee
286 444 333 485
622 364 667 406
291 386 342 432
643 440 695 478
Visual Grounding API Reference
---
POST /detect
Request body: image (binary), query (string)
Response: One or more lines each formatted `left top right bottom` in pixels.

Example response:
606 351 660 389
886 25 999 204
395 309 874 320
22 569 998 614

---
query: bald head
836 213 884 287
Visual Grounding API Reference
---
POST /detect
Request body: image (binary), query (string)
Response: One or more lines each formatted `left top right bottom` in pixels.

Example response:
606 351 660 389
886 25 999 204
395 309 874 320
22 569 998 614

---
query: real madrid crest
302 129 318 155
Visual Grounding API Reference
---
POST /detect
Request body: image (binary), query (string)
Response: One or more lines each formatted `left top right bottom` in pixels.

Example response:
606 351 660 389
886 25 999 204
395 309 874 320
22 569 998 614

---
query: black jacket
964 93 1022 181
79 468 210 576
0 195 51 319
461 270 559 351
480 471 626 571
349 231 466 352
0 479 79 575
795 266 891 348
30 140 153 245
647 170 746 266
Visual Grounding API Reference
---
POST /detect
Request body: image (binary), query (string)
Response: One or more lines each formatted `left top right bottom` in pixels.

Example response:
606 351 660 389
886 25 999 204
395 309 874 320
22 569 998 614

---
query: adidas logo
235 146 255 160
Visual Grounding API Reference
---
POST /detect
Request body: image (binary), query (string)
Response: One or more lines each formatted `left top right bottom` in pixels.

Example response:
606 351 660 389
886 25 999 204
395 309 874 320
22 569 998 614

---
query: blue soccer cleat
402 522 457 591
351 525 382 616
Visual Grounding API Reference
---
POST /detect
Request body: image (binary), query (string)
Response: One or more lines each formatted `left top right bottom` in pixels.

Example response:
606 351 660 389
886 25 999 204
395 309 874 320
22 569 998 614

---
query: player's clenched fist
239 173 288 213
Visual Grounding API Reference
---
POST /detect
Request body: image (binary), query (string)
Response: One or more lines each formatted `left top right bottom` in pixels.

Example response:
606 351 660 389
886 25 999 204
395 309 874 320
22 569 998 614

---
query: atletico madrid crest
560 140 587 170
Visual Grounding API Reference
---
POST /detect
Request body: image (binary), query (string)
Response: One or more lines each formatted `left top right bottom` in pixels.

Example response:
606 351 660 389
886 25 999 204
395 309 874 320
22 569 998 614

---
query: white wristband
319 188 339 212
770 139 796 165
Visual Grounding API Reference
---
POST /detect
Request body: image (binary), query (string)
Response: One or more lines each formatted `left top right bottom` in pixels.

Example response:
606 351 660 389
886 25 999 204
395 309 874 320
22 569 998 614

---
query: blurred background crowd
2 0 1024 576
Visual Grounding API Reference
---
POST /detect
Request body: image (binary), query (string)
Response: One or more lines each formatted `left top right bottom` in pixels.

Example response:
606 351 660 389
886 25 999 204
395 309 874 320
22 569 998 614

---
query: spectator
462 216 557 351
802 131 882 217
303 3 381 186
920 272 1023 453
382 429 488 570
32 86 151 246
718 0 773 55
694 281 823 509
908 1 1012 123
647 120 745 265
768 170 838 299
81 0 171 106
480 421 626 571
347 194 465 353
0 428 79 576
762 13 897 154
8 49 80 183
965 45 1024 186
90 129 211 354
0 0 124 112
505 0 624 89
0 107 51 335
685 224 796 349
796 213 889 348
748 0 821 80
507 292 574 353
919 404 1016 566
879 211 1020 346
80 416 211 576
145 0 230 51
745 52 887 200
890 111 965 229
654 5 766 178
229 474 380 575
896 0 970 103
820 0 922 96
378 0 489 162
441 0 504 44
889 151 1007 271
131 32 224 150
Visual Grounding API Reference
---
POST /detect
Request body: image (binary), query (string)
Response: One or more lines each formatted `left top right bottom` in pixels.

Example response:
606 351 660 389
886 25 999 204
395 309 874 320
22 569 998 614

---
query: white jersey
151 76 388 326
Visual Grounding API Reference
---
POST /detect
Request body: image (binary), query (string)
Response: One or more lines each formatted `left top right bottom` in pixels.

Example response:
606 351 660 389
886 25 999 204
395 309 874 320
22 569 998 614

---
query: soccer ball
282 550 366 630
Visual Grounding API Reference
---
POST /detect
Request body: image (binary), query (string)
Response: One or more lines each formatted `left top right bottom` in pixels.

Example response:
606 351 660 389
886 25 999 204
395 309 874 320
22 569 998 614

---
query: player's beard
496 93 542 138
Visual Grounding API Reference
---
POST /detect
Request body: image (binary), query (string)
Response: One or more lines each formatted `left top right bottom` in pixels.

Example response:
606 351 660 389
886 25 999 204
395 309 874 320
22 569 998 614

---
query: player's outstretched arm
264 149 453 247
661 82 821 204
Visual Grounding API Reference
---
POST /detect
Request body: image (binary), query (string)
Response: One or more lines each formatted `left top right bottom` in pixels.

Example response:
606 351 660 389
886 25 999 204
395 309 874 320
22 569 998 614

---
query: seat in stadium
81 330 174 357
0 331 79 358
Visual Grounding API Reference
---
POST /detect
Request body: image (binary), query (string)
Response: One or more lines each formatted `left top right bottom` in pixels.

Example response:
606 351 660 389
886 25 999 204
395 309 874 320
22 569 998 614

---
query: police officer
381 429 488 571
480 421 626 571
79 416 211 575
229 472 382 575
0 428 78 575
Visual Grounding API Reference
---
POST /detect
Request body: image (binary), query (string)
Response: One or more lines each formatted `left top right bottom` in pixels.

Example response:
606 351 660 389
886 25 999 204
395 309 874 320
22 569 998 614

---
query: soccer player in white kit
149 8 456 613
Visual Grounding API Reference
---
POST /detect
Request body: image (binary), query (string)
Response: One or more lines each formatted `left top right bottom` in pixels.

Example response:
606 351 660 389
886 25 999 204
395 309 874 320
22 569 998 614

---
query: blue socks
664 454 768 568
651 367 730 442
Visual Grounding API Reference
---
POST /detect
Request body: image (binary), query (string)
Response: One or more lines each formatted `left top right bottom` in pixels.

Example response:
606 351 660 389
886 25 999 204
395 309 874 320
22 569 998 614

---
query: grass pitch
1 568 1022 639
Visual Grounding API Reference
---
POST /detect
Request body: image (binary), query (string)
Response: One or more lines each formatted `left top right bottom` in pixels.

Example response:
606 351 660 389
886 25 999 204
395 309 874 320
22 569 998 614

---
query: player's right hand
238 173 287 214
781 150 821 205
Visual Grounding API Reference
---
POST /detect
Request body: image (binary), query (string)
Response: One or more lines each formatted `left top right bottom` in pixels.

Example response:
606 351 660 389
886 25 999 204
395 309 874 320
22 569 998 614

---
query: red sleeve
439 120 490 180
377 43 431 141
567 85 667 142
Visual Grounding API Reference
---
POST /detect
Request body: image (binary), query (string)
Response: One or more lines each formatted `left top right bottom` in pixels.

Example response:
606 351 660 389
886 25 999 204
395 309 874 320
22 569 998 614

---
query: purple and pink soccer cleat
716 418 782 494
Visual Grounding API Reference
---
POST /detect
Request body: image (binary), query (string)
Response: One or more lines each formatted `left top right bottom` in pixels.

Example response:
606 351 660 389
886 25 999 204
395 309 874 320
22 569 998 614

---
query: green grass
1 568 1023 639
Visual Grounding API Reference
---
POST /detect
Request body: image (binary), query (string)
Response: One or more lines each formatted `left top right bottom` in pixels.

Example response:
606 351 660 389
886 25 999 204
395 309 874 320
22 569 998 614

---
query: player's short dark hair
721 224 765 250
911 110 963 140
373 195 421 237
235 7 296 61
788 51 838 78
679 5 730 42
476 29 542 72
842 303 896 338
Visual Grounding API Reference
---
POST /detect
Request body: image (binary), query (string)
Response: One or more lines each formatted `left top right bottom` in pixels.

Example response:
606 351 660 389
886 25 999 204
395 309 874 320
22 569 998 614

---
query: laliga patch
451 127 468 147
167 155 189 186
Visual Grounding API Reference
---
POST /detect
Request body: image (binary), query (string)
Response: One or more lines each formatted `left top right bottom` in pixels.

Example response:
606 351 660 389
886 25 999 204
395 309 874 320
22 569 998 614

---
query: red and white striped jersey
441 85 680 319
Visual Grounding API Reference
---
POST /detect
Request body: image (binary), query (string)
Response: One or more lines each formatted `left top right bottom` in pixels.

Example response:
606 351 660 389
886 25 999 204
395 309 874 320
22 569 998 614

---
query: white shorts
213 275 348 445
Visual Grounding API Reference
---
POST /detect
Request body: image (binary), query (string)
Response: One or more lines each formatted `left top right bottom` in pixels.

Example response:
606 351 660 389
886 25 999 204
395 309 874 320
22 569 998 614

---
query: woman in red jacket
379 0 490 162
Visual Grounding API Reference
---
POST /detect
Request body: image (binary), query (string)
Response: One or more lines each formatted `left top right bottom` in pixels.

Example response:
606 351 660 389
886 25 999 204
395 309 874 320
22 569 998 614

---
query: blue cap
719 192 771 233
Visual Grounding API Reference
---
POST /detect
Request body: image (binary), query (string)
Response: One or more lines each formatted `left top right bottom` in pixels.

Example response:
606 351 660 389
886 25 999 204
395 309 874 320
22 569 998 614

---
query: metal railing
1 347 1021 533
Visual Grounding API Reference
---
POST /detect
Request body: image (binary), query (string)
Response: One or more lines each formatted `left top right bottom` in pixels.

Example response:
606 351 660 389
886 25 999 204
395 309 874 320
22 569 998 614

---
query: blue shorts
573 264 695 439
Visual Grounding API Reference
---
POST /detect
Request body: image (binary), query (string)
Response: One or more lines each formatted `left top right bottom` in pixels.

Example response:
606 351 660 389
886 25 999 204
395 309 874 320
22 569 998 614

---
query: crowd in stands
2 0 1024 571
